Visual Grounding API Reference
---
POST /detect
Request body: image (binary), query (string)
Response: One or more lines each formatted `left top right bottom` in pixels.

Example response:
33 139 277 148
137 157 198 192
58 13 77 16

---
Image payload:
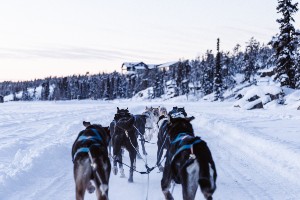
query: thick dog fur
111 108 137 183
143 106 160 141
161 117 217 200
72 121 111 200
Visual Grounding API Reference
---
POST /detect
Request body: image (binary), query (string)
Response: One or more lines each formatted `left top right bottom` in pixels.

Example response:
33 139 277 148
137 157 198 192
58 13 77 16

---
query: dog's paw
137 154 142 159
120 168 125 178
86 181 95 194
128 177 133 183
158 165 164 172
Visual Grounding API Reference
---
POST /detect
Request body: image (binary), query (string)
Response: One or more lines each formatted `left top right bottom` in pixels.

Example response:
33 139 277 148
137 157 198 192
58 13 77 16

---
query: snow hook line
114 158 155 175
139 138 156 144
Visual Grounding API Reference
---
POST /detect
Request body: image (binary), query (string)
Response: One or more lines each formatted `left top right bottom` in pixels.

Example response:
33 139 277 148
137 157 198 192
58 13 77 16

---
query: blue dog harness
73 128 103 161
170 133 202 163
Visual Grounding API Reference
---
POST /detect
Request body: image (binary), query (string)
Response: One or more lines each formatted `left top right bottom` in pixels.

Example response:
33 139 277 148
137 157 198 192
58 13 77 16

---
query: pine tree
221 52 236 90
173 62 182 96
32 87 37 100
203 50 215 95
243 37 260 83
270 0 299 88
232 44 244 74
182 60 190 96
214 38 223 101
21 87 31 101
41 81 50 100
110 75 115 99
104 77 110 99
295 31 300 88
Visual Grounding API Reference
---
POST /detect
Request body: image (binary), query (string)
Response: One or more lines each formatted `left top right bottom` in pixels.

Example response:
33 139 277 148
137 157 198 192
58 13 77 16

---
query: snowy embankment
0 100 300 199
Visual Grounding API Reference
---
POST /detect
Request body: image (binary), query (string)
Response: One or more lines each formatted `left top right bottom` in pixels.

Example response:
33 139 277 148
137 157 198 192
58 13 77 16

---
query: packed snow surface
0 99 300 199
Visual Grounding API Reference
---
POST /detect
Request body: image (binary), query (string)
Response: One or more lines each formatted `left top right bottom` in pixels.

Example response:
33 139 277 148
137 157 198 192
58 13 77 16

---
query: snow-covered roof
147 64 158 69
135 65 147 70
122 60 181 73
122 62 142 68
122 62 148 70
157 61 179 68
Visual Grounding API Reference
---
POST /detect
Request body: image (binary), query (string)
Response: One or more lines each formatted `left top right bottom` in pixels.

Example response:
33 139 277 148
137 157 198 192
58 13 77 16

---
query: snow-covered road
0 100 299 199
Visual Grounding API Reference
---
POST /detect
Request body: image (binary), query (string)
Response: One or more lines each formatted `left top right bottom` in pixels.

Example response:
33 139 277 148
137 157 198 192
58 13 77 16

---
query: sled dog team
72 106 217 200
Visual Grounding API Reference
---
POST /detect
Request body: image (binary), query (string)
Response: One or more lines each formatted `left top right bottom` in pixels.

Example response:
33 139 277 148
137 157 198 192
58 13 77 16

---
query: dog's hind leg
128 149 136 183
112 137 122 176
136 144 143 159
140 137 147 156
118 152 125 178
182 160 199 200
74 158 92 200
156 136 164 172
161 165 174 200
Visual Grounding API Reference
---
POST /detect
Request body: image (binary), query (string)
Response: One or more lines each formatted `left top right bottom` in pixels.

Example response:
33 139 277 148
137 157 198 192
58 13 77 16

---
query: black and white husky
72 121 111 200
161 116 217 200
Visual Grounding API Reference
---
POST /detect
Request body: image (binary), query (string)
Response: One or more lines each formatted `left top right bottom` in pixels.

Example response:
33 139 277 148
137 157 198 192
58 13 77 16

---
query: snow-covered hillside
0 99 300 199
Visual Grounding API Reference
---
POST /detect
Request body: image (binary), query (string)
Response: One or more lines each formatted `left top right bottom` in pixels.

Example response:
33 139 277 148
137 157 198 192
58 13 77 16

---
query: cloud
222 26 274 39
0 46 131 60
0 46 172 63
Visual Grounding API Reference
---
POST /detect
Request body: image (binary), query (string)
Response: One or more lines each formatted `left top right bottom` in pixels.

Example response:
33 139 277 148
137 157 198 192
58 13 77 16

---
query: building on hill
121 62 149 75
121 61 181 75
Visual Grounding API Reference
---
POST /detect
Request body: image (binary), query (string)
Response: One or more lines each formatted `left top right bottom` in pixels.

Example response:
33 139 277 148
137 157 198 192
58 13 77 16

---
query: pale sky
0 0 299 81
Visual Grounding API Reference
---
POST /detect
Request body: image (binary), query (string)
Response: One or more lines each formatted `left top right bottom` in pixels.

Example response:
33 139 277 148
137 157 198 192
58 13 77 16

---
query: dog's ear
83 121 91 127
186 116 195 122
169 116 175 123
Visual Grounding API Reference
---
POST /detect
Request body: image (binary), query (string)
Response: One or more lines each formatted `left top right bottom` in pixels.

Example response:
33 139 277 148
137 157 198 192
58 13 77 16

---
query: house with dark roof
121 62 149 75
121 61 181 75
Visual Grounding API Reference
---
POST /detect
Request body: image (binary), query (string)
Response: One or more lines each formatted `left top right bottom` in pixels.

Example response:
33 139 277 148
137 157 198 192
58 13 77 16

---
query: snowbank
233 85 283 109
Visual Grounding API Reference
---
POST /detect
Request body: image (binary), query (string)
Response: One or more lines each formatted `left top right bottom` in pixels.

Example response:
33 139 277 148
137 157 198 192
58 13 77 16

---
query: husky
72 121 111 200
143 106 160 141
156 106 187 172
161 116 217 200
111 108 137 182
